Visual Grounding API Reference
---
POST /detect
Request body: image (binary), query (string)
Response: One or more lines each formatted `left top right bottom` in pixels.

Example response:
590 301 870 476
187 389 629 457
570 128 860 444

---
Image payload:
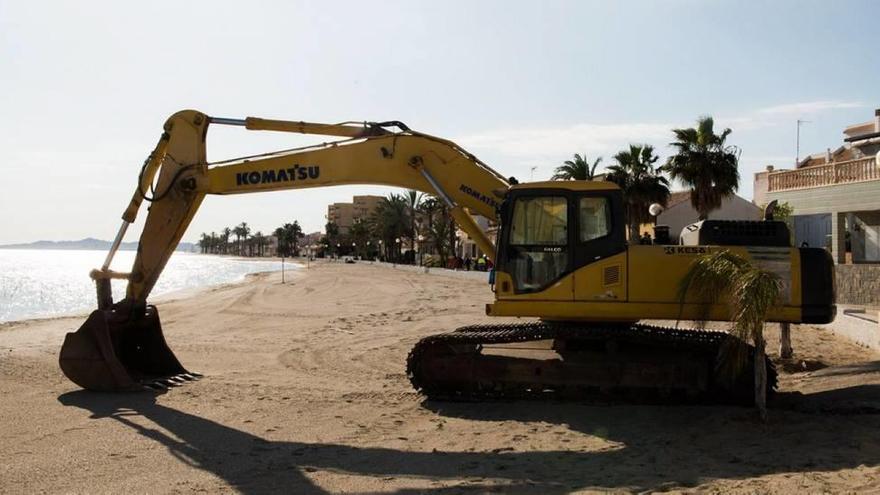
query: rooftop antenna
796 119 811 167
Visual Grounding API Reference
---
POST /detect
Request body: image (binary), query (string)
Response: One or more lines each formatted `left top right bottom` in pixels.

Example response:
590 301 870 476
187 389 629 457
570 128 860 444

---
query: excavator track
406 322 776 404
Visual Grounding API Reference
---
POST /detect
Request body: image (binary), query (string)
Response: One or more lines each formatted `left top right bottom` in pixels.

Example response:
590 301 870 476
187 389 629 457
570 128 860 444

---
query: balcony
768 156 880 192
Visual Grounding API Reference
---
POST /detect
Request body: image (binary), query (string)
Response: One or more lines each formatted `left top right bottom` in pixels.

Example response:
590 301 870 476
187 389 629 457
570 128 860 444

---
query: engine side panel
488 244 834 324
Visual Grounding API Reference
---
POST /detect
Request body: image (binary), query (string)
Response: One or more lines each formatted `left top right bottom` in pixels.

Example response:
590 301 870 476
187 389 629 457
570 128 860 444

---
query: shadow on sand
60 387 880 494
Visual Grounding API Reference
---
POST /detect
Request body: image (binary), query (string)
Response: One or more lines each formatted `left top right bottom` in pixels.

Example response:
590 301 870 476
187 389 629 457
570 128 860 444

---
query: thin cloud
700 100 866 132
457 122 674 160
454 98 865 182
756 100 865 116
458 99 866 159
711 116 772 132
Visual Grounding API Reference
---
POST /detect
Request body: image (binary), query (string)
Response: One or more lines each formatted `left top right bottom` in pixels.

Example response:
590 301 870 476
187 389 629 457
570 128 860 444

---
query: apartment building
327 195 383 233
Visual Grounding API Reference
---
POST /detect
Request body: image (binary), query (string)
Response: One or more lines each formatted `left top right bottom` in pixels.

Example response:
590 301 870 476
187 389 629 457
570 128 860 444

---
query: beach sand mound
1 261 879 493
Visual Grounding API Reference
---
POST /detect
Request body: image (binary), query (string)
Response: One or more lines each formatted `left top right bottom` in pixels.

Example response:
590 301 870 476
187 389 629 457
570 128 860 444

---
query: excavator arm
109 109 508 303
60 109 510 391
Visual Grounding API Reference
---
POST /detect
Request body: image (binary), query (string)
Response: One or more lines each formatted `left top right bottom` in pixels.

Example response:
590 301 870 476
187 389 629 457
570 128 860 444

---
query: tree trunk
779 322 793 359
754 330 768 423
448 216 457 262
628 221 640 243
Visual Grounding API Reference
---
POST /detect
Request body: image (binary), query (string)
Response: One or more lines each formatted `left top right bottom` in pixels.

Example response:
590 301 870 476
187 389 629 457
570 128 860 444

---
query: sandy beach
2 261 880 494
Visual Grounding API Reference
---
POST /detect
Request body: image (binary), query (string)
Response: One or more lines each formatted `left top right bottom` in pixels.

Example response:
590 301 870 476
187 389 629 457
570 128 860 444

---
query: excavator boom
126 111 505 303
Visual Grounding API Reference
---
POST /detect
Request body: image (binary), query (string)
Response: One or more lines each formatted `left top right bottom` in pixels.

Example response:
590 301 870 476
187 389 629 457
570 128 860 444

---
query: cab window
579 197 611 242
508 196 568 291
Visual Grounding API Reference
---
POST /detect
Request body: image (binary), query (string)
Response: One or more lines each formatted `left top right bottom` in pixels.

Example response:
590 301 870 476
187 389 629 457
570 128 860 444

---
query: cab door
496 192 574 301
572 192 628 302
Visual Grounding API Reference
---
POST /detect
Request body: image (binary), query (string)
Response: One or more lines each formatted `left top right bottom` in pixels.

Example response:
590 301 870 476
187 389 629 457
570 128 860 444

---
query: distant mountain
0 237 196 252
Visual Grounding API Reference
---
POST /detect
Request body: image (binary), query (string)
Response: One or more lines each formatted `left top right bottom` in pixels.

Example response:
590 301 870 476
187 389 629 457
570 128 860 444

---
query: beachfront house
753 108 880 264
752 108 880 306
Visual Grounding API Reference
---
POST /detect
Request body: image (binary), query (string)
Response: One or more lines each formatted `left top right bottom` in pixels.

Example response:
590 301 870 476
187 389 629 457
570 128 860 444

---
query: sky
1 0 878 244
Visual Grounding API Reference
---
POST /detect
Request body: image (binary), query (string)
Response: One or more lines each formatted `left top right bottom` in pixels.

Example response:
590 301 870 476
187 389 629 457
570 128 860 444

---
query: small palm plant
678 249 782 421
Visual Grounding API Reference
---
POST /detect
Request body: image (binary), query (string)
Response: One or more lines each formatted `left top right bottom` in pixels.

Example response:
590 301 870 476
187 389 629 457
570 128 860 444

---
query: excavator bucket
59 305 198 392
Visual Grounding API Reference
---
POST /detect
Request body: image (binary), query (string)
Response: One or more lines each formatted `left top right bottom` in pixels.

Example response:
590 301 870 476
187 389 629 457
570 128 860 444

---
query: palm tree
273 227 288 257
233 222 251 255
664 116 740 220
417 197 440 257
198 233 210 254
233 226 243 254
551 153 603 181
323 221 340 256
416 196 455 264
274 222 304 257
221 227 232 254
405 189 423 257
607 144 670 240
349 219 370 258
285 221 304 256
253 231 265 257
678 249 781 421
370 194 409 262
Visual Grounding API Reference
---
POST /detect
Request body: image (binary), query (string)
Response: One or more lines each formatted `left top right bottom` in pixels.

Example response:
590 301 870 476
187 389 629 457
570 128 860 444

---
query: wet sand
1 261 879 493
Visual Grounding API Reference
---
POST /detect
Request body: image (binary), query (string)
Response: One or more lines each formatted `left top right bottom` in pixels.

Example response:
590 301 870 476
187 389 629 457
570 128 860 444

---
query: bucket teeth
59 305 195 392
143 381 168 392
140 373 204 392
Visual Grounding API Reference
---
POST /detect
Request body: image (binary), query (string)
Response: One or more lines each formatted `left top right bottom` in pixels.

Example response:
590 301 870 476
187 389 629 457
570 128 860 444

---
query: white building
752 108 880 263
644 191 762 244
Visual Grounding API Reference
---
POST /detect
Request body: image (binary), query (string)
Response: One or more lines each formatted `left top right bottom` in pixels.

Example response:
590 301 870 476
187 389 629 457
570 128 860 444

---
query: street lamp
417 234 425 266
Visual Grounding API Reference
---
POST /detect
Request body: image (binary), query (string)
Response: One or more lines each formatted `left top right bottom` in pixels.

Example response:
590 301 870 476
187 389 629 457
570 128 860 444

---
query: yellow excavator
59 110 836 402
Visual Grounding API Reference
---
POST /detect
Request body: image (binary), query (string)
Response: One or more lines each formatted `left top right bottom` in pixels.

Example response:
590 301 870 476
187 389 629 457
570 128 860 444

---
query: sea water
0 249 284 322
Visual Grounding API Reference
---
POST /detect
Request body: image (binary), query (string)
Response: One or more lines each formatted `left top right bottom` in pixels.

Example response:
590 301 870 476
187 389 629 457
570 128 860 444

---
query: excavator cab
495 182 626 295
